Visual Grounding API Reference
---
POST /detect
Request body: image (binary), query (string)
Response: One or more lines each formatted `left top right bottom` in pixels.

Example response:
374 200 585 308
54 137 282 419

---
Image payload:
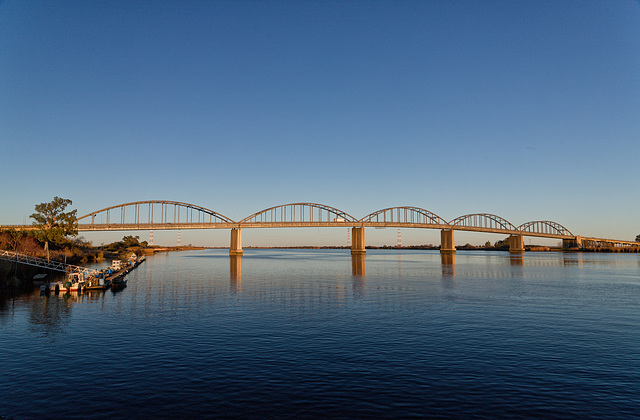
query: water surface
1 249 638 418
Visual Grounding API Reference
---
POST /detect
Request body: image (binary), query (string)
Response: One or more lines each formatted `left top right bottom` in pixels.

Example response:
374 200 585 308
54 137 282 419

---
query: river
1 249 638 418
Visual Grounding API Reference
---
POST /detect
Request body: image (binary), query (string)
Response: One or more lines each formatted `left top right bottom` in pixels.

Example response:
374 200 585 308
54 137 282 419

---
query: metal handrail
0 250 90 275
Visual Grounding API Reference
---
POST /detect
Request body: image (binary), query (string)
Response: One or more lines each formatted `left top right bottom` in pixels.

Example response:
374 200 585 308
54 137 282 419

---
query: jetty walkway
0 250 91 276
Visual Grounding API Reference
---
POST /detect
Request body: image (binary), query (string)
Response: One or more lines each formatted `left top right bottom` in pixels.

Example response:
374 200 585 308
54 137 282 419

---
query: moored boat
84 276 111 291
60 272 86 293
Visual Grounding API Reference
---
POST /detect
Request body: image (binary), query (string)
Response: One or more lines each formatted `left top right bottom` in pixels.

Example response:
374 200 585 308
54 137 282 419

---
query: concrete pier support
563 235 582 249
351 227 366 255
508 234 525 253
229 228 243 256
440 229 456 254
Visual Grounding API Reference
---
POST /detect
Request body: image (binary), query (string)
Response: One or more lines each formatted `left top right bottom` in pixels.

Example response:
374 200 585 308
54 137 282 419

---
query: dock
45 255 146 293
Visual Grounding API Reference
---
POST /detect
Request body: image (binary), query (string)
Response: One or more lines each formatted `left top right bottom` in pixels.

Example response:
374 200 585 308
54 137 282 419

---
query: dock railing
0 250 90 275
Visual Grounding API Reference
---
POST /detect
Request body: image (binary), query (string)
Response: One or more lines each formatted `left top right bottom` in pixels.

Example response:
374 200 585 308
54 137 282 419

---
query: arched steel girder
239 203 358 225
359 207 449 226
77 200 236 225
449 213 517 233
517 221 574 237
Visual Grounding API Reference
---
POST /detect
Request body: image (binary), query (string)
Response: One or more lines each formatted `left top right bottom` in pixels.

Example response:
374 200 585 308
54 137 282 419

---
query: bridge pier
229 228 243 256
351 227 366 255
508 234 525 253
440 229 455 254
563 235 582 249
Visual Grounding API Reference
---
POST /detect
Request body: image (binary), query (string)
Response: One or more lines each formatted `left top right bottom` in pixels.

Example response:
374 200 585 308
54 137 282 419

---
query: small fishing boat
84 276 111 291
60 272 86 293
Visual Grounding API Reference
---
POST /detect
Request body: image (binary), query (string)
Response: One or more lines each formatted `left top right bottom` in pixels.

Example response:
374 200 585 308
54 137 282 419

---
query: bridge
3 200 638 255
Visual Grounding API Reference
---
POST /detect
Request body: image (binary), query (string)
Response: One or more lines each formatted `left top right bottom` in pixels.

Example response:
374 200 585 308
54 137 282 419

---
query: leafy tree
30 197 78 251
122 235 140 247
494 237 509 248
636 234 640 242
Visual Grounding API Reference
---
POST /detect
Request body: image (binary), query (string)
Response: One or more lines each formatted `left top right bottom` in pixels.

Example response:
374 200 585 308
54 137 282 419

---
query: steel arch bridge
74 201 577 239
4 200 636 254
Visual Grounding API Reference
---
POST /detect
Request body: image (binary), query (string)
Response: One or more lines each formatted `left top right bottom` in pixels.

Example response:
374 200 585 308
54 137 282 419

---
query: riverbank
0 245 206 290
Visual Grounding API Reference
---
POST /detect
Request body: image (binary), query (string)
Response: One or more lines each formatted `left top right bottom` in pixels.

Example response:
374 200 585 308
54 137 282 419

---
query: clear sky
1 0 639 247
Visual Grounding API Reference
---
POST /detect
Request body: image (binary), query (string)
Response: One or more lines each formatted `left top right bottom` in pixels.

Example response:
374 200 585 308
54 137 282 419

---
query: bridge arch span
359 206 449 227
517 221 573 238
239 203 358 226
77 200 236 226
449 213 517 233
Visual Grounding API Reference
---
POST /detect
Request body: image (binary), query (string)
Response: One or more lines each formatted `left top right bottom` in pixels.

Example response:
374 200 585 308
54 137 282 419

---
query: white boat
60 272 86 292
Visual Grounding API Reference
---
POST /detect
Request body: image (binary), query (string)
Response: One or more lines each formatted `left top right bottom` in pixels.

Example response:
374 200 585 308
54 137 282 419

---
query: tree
494 237 510 248
636 234 640 243
122 235 140 247
0 229 25 251
30 197 78 255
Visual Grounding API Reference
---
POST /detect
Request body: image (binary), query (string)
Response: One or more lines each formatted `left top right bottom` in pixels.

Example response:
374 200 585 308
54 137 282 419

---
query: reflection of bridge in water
228 252 526 295
3 201 638 255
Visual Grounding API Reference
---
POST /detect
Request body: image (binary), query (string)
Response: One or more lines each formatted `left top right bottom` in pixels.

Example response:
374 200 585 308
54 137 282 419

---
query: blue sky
1 0 639 247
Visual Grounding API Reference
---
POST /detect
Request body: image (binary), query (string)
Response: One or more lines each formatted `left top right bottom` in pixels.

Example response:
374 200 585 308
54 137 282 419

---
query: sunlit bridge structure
77 200 236 230
3 200 637 256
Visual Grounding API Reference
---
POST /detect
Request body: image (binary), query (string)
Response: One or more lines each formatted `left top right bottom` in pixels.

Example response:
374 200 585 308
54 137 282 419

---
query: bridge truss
76 200 237 231
239 203 358 228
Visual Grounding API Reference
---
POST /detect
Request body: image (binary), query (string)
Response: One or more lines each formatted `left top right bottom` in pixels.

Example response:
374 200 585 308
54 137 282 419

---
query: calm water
1 249 639 418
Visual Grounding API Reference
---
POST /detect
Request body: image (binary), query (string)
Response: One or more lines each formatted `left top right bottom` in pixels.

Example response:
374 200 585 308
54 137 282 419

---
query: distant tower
149 230 154 246
347 228 351 247
177 230 181 246
397 228 402 248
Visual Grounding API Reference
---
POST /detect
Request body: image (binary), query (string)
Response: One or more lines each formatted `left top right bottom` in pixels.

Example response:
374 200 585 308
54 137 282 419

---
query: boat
111 278 127 292
59 272 86 293
84 275 111 291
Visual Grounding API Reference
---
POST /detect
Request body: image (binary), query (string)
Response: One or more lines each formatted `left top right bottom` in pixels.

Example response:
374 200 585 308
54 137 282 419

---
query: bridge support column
508 234 525 253
563 235 582 249
229 228 243 256
440 229 456 254
351 227 366 255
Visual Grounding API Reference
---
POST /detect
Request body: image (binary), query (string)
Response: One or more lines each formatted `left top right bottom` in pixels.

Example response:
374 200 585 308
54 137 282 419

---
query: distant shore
199 245 639 253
